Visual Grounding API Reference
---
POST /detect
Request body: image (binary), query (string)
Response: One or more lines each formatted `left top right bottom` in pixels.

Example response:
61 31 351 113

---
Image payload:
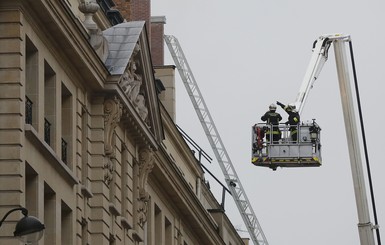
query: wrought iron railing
44 118 51 145
61 138 67 164
25 96 33 124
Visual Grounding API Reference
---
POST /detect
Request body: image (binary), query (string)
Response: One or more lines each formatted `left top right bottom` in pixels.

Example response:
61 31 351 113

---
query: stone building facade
0 0 247 244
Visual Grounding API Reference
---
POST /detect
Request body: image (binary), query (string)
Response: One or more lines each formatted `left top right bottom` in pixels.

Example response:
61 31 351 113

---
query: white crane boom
164 35 268 245
296 34 376 245
294 35 332 115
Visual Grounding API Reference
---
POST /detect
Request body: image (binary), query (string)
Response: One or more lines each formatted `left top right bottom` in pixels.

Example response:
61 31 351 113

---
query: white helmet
288 103 296 111
269 103 277 111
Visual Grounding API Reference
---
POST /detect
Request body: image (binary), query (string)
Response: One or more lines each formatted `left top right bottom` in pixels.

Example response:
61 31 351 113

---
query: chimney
150 16 166 66
129 0 150 22
114 0 154 48
129 0 151 38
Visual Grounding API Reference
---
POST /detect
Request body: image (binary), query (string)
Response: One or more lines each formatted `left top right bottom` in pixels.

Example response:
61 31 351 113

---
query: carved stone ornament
103 157 114 185
104 97 123 155
118 43 149 122
78 0 99 31
137 148 155 226
78 0 108 61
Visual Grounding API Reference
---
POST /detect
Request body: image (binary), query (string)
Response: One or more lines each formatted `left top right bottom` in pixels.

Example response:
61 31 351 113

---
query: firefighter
277 101 300 142
261 103 282 143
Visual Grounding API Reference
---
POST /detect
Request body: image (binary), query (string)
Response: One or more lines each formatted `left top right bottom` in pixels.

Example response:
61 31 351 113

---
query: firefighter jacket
261 111 282 125
285 110 300 126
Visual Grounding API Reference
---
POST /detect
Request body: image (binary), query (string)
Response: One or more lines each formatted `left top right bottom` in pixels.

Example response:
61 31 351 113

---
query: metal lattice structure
164 35 268 245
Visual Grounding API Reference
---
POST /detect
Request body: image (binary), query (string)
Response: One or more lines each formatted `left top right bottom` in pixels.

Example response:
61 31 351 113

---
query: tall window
61 83 72 165
44 183 56 244
44 61 56 147
25 36 38 128
154 204 162 244
61 201 73 245
25 163 38 216
165 217 172 245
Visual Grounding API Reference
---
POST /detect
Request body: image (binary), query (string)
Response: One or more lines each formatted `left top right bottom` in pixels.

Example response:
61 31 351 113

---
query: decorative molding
78 0 99 31
109 233 116 243
120 217 133 230
132 230 143 242
103 157 114 185
81 217 88 227
109 202 121 216
136 147 154 227
104 97 123 155
103 97 122 185
81 184 93 198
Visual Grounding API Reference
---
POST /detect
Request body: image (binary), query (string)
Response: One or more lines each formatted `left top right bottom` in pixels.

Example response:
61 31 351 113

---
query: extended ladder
164 35 268 245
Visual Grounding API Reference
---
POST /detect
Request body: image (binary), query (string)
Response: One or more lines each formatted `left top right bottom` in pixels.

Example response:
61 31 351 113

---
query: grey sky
151 1 385 244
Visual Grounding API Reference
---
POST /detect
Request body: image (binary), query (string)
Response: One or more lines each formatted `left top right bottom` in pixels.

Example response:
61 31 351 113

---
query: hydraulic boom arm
294 35 337 114
297 34 376 245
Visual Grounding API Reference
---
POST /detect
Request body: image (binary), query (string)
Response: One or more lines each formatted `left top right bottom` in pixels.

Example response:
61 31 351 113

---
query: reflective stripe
265 131 281 135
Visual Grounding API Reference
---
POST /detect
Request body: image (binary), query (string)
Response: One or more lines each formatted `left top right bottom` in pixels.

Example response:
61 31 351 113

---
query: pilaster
88 96 110 245
0 11 25 244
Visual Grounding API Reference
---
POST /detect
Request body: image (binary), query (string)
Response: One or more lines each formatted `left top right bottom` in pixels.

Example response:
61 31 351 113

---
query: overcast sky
151 1 385 244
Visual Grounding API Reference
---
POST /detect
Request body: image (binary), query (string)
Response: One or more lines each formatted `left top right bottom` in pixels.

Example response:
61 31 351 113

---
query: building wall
0 1 246 245
0 9 28 243
155 66 176 121
0 6 79 244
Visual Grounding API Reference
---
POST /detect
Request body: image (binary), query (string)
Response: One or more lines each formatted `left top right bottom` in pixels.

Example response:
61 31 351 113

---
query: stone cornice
136 147 155 227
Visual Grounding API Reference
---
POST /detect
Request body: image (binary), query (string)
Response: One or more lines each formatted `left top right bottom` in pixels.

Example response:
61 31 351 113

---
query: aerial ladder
164 35 268 245
253 34 380 245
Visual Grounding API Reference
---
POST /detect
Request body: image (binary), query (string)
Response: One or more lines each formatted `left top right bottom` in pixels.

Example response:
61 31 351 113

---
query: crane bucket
251 120 322 170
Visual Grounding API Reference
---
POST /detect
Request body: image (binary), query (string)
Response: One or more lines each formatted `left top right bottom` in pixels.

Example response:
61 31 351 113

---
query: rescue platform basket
251 120 322 170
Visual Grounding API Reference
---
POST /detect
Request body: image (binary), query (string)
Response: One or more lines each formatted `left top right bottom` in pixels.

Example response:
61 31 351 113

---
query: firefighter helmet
287 103 296 111
269 103 277 111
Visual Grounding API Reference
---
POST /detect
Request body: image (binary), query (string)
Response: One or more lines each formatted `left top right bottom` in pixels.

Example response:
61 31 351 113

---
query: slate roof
103 21 145 75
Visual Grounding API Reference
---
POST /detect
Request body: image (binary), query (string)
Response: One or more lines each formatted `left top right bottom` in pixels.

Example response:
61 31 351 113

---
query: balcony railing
61 138 67 164
44 118 51 145
25 96 33 124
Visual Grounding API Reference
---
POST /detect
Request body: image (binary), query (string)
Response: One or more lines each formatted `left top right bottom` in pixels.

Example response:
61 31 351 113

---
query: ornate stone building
0 0 247 244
